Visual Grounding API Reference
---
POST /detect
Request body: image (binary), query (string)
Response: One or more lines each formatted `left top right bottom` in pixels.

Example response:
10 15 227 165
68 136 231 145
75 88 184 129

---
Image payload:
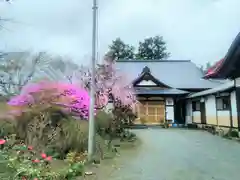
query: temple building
115 32 240 131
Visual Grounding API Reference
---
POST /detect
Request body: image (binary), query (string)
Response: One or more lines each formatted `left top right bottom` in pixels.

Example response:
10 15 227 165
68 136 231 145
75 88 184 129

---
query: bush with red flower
0 137 84 179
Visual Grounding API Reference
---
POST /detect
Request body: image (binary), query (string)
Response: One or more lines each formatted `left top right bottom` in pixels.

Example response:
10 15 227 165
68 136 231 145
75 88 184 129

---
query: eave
203 32 240 79
186 80 234 98
135 87 189 95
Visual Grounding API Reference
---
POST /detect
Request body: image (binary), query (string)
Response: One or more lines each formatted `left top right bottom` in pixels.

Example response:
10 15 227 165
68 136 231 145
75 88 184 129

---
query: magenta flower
8 80 93 119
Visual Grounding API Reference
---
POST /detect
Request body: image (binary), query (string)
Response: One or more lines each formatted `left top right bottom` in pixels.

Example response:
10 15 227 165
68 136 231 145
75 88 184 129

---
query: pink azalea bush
7 80 93 119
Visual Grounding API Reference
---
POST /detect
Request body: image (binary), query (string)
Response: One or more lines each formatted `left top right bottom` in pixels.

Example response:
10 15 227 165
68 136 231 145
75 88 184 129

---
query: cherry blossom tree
75 56 138 134
77 56 137 111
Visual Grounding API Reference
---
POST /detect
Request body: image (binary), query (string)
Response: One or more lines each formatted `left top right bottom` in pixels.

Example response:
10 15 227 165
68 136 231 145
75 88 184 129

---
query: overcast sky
0 0 240 66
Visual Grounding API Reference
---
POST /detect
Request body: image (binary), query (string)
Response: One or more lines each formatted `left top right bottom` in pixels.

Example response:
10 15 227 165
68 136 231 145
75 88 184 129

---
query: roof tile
116 60 222 89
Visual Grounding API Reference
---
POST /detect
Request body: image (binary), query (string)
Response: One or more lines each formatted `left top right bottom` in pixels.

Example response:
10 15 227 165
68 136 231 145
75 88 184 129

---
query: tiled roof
204 59 224 78
203 32 240 79
135 88 189 95
187 80 234 98
116 60 222 89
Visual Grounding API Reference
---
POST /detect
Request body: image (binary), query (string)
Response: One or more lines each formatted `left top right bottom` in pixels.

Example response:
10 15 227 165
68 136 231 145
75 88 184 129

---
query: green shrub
95 110 113 135
112 106 136 128
13 106 63 147
56 118 89 157
228 129 239 138
2 105 125 164
0 137 84 179
0 119 15 137
3 105 90 158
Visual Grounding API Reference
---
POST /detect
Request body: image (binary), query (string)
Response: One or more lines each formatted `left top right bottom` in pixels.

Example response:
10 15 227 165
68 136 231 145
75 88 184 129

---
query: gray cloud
0 0 240 66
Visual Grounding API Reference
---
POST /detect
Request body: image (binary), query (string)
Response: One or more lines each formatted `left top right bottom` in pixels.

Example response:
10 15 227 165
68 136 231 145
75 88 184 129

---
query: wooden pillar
155 106 157 123
146 102 149 122
235 87 240 131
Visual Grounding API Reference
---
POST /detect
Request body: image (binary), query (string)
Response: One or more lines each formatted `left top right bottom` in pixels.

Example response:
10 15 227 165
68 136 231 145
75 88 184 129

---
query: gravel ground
83 128 240 180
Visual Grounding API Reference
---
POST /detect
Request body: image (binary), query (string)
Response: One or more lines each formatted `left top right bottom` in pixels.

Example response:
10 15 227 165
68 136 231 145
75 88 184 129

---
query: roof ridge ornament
142 66 151 74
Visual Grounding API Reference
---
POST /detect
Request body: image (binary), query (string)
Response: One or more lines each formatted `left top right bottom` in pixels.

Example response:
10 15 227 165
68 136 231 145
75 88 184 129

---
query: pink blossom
79 59 136 111
32 159 40 163
28 146 33 150
0 139 6 145
41 153 47 159
45 156 52 161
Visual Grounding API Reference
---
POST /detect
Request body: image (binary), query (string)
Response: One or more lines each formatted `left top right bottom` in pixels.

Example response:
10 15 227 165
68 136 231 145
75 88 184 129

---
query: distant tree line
106 35 170 61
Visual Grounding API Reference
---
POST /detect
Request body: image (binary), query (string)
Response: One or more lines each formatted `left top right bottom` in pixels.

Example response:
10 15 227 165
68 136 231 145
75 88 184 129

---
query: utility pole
88 0 98 161
96 2 99 65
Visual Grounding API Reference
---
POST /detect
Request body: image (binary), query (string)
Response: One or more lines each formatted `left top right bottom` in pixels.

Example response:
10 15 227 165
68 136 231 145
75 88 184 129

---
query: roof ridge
117 59 191 62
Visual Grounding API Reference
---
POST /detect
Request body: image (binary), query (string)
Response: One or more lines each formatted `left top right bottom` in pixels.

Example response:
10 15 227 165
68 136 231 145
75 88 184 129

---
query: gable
132 66 171 88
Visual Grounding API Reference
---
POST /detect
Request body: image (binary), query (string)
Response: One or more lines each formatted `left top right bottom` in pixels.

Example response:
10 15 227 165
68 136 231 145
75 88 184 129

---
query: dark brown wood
215 94 219 126
174 99 186 124
200 102 206 124
235 88 240 130
229 94 233 128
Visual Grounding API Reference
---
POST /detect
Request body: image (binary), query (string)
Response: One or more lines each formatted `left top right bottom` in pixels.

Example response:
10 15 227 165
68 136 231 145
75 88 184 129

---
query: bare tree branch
42 56 80 84
0 52 50 96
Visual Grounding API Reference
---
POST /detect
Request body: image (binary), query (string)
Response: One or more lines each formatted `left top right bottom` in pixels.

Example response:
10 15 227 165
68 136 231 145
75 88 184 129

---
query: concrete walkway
102 128 240 180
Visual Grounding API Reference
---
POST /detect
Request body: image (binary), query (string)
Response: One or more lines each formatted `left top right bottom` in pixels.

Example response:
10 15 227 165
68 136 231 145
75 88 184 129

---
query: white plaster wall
165 98 174 122
137 80 156 86
231 91 238 127
166 106 174 120
185 100 193 124
205 95 217 125
193 111 201 123
217 111 231 126
235 77 240 87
